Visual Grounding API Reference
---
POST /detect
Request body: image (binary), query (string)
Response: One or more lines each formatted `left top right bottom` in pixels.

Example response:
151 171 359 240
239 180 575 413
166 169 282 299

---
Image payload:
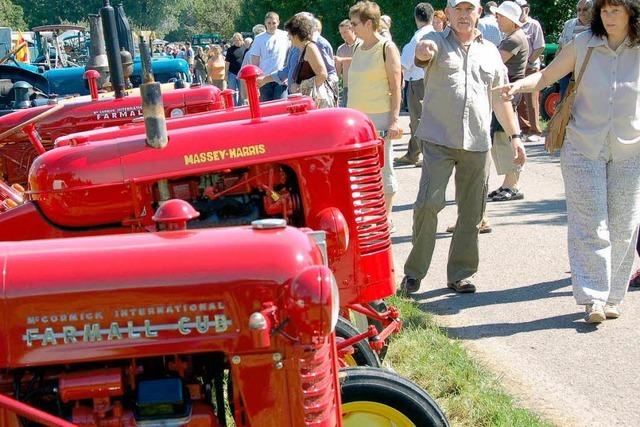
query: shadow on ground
491 198 567 226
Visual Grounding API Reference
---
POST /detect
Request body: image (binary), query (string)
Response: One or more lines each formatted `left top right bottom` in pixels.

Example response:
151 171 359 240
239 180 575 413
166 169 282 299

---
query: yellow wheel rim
342 353 359 367
342 401 414 427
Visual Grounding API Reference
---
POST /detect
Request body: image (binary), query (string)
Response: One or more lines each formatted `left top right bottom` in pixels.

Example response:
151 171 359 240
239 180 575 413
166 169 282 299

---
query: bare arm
384 42 403 139
335 56 343 77
492 96 526 166
251 55 260 66
528 46 545 64
495 41 576 96
307 44 328 86
500 50 514 63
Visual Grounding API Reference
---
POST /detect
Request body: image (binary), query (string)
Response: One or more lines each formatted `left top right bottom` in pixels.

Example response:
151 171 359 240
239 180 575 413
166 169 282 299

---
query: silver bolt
275 361 284 370
231 355 241 365
273 353 282 362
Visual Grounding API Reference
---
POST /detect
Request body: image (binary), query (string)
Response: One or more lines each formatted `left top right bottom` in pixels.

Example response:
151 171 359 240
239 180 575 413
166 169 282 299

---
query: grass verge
384 296 555 427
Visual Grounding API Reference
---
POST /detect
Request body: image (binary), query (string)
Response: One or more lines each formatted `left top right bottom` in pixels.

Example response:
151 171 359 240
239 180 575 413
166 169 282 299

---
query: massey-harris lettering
184 144 266 165
23 314 233 347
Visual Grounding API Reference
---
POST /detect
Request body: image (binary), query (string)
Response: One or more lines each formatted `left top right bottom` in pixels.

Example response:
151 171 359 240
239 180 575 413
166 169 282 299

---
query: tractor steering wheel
0 103 64 142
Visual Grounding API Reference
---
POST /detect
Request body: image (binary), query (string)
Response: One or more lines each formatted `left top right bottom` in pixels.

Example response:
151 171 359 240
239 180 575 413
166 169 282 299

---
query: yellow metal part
342 353 358 367
342 401 414 427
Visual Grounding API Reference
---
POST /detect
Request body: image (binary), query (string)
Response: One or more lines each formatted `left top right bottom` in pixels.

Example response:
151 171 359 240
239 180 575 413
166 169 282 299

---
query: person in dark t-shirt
488 1 530 202
225 33 247 105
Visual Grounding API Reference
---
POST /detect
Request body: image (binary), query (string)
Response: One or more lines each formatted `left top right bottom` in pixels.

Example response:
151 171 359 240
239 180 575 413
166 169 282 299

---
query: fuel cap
251 218 287 229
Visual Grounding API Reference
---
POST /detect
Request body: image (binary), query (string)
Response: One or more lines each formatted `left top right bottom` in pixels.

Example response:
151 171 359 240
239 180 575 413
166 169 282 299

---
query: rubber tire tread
340 366 450 427
336 317 381 367
540 85 559 121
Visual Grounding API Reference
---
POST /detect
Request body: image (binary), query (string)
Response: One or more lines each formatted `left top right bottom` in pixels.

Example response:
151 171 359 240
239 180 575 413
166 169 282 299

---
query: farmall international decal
22 302 233 347
93 105 143 121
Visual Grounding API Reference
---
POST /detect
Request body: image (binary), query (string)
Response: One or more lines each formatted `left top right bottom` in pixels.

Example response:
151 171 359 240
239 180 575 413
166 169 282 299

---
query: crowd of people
156 0 639 325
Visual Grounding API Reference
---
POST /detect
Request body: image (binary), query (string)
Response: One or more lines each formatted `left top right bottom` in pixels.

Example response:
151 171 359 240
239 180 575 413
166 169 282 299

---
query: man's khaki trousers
404 141 489 283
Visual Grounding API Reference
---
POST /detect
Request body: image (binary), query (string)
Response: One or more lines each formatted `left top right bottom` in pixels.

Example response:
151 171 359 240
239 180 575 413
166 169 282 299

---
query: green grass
384 296 556 427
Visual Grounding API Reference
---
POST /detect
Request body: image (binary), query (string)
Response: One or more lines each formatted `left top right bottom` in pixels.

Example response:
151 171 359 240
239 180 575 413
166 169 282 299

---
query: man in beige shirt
399 0 526 295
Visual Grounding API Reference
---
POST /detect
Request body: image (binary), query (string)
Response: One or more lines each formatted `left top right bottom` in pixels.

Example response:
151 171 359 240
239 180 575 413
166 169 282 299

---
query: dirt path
391 117 640 426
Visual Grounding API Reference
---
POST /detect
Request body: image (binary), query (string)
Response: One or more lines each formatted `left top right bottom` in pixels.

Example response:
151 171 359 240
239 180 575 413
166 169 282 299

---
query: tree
0 0 26 29
165 0 242 42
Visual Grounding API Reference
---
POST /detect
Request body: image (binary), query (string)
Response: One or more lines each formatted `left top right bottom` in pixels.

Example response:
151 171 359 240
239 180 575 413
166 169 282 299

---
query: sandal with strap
492 188 524 202
487 187 504 200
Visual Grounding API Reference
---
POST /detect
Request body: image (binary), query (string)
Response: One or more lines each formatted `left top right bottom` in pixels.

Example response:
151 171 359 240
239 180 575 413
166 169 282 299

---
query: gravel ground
390 116 640 427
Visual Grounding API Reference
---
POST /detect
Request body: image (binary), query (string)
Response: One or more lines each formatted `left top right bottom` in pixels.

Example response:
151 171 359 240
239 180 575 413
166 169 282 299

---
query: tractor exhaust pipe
139 36 167 149
238 65 262 121
101 0 126 99
85 14 109 89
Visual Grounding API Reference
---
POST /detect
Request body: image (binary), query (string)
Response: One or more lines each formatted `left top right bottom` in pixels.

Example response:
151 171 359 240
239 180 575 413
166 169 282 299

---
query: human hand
492 81 522 102
415 40 437 62
256 76 267 88
387 120 403 140
511 137 526 167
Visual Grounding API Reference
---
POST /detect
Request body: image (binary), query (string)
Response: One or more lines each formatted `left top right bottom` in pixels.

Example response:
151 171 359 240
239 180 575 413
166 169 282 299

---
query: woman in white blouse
497 0 640 323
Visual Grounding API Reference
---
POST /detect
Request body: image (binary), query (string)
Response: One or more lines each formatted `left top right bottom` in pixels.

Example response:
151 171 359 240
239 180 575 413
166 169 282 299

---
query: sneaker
397 276 421 296
447 278 476 293
415 160 423 168
526 134 542 142
604 303 621 319
446 224 456 233
394 155 419 166
585 302 606 324
629 269 640 288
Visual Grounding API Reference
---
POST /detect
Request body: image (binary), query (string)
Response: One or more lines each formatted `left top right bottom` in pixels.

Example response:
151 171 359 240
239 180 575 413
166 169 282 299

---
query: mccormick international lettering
184 144 266 166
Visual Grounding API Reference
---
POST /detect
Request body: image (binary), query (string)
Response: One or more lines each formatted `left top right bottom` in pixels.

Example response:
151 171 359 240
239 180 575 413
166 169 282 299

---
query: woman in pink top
498 0 640 323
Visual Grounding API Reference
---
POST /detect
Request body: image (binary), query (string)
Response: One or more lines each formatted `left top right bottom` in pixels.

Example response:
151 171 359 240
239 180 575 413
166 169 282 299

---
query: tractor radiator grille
348 154 391 254
299 341 337 426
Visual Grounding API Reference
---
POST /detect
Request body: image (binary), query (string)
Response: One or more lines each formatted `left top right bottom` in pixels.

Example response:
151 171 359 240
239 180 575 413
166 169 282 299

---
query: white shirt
478 15 503 47
401 24 433 81
567 31 640 160
248 29 290 74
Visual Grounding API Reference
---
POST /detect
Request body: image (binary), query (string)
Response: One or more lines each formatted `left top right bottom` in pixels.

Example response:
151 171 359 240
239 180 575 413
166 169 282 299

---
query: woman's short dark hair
591 0 640 45
284 15 314 42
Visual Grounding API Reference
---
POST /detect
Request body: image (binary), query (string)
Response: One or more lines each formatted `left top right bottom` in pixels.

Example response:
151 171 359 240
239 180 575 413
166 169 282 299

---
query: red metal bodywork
0 226 342 427
0 85 222 185
2 106 394 305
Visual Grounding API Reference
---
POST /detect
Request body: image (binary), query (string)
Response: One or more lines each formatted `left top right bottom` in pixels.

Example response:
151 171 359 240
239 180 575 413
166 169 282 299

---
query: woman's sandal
487 187 504 200
492 188 524 202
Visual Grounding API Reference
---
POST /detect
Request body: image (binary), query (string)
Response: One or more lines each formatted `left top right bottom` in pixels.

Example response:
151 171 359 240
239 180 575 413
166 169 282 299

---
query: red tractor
0 63 402 369
0 214 448 427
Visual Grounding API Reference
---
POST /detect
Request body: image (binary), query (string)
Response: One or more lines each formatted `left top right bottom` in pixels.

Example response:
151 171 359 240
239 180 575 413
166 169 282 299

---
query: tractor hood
28 107 380 227
0 225 325 368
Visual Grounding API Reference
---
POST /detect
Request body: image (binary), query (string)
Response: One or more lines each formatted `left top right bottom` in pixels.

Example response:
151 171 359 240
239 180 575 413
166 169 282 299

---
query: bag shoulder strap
382 40 389 63
573 46 594 89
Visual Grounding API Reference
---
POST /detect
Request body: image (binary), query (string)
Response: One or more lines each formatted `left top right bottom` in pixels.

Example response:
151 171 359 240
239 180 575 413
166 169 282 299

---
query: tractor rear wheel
336 317 381 367
540 85 561 120
340 367 449 427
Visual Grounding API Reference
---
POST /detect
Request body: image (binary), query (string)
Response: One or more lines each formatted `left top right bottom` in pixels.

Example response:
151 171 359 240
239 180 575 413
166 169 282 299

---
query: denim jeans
227 72 240 105
259 82 287 102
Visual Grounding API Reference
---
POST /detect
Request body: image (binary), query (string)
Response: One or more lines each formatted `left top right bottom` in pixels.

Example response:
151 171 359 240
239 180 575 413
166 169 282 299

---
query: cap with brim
447 0 481 8
491 1 523 26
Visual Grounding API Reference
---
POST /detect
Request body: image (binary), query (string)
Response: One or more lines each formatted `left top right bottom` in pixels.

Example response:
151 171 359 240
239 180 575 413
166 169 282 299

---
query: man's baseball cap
491 1 523 25
447 0 481 8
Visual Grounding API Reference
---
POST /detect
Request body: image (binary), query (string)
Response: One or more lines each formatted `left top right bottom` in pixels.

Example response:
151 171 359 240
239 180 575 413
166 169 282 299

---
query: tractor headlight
288 265 340 338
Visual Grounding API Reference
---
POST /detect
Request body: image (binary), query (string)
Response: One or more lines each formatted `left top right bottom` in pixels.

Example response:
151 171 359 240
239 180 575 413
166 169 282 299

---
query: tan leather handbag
545 47 594 154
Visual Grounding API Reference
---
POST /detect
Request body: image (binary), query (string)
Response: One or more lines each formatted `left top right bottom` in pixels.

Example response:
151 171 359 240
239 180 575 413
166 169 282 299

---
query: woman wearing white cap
487 1 530 202
496 0 640 323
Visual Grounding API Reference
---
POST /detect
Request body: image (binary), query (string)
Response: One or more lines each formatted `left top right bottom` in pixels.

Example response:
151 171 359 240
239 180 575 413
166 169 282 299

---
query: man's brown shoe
447 278 476 293
397 276 421 296
394 155 419 166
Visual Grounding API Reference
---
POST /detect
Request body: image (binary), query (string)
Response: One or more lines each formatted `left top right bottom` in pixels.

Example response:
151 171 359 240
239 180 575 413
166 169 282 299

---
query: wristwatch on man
509 133 523 141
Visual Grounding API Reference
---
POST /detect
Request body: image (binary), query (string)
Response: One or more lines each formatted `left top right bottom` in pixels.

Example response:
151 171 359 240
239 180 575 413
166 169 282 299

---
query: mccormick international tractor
0 60 401 368
0 213 449 426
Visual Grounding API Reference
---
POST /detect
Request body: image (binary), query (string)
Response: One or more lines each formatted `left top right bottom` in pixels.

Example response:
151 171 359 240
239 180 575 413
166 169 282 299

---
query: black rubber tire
340 367 450 427
540 85 560 121
336 317 381 368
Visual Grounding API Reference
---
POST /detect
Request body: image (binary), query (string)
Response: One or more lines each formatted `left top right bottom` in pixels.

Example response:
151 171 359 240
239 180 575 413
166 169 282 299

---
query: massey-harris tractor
0 216 449 426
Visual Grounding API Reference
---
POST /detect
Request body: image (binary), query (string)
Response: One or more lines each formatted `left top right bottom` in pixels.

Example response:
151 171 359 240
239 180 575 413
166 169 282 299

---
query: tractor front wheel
336 317 381 367
340 367 449 427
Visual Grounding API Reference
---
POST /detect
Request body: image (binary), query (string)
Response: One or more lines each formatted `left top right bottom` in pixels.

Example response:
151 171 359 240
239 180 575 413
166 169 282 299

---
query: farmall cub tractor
0 216 448 426
0 62 404 370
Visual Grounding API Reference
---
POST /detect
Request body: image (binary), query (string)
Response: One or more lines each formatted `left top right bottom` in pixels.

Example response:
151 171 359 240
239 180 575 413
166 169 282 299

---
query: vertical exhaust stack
238 65 263 121
86 14 109 89
101 0 126 99
139 36 167 149
139 36 170 202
